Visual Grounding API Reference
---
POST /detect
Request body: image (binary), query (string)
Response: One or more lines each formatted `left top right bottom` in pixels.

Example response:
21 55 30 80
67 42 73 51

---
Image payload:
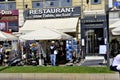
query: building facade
0 0 108 58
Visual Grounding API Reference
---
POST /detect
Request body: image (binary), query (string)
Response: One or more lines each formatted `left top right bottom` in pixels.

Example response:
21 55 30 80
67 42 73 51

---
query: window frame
32 1 44 8
32 0 72 8
44 0 59 8
91 0 101 5
60 0 72 7
0 0 16 10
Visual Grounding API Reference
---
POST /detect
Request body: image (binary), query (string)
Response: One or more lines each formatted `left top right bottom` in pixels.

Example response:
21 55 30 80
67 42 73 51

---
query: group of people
49 40 81 66
49 41 66 66
22 40 66 66
0 40 81 66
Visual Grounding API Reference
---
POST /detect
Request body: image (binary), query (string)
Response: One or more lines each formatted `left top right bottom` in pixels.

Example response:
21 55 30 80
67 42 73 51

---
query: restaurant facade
0 0 110 66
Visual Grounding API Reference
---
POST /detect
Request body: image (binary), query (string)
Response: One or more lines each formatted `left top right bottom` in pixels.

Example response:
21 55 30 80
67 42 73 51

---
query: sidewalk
0 73 119 80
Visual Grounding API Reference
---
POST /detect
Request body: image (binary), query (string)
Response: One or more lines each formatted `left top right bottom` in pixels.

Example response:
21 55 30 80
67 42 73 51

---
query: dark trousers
110 65 120 72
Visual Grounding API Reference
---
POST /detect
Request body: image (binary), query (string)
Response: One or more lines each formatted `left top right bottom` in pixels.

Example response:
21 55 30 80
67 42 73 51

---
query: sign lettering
24 6 81 19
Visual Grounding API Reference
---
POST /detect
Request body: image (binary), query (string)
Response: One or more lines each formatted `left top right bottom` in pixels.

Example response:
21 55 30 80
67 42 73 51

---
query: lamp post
105 0 110 67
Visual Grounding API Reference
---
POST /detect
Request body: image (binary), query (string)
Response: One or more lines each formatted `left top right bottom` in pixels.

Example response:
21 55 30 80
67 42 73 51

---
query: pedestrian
110 53 120 72
0 45 5 66
76 40 81 63
50 41 57 66
110 39 119 57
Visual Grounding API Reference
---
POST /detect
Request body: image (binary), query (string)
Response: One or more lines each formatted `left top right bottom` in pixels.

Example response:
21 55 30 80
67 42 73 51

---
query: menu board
99 45 107 54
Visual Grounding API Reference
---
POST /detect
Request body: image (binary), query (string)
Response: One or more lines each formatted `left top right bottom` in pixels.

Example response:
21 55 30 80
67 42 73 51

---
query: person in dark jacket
50 41 57 66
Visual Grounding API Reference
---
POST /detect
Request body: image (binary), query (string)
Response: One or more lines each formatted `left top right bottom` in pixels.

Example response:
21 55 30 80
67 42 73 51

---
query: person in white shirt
110 54 120 72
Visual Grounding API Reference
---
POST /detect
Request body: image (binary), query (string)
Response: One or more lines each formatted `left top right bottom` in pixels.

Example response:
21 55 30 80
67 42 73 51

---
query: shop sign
81 15 107 27
24 6 81 19
0 10 19 32
0 10 18 16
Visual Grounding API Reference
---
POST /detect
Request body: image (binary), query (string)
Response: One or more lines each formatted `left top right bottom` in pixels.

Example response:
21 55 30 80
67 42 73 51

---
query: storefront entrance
85 28 104 56
81 14 109 58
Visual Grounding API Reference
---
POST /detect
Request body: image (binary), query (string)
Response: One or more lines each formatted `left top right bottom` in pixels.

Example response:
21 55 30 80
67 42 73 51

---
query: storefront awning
112 27 120 35
20 17 79 33
109 21 120 29
19 27 72 40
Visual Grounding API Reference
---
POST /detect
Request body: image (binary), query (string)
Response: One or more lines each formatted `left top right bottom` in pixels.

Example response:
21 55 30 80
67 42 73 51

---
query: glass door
85 28 104 56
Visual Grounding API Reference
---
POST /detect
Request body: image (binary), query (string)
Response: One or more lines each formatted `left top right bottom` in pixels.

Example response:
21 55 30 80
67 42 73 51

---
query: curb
0 73 119 80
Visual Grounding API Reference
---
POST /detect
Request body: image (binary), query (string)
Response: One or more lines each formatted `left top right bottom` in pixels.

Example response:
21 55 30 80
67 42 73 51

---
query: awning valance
19 27 72 40
109 21 120 29
112 27 120 35
20 17 79 33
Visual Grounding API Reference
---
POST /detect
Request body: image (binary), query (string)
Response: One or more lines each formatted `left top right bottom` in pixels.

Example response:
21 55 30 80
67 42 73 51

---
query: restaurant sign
24 6 81 19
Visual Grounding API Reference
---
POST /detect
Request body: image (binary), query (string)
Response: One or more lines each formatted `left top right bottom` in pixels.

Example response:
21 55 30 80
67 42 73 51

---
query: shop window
91 0 101 4
8 21 18 32
32 1 43 8
61 0 72 7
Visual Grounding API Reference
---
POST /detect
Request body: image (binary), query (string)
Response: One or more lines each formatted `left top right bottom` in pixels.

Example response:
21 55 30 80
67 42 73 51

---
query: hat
51 41 55 43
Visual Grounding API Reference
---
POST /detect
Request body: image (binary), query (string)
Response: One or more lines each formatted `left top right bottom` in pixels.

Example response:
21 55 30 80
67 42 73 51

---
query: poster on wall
8 21 18 32
81 39 85 46
0 22 6 31
99 45 107 54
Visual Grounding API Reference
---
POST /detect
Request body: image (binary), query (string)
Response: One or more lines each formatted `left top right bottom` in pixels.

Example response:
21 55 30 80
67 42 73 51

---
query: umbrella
19 28 72 40
0 31 18 41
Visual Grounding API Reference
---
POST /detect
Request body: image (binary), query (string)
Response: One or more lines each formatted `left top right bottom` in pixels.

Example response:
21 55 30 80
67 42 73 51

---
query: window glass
91 0 101 4
45 0 59 8
8 21 18 32
0 4 5 10
61 0 72 6
8 0 15 1
0 0 5 1
7 2 16 10
0 2 16 10
0 0 15 1
32 1 43 8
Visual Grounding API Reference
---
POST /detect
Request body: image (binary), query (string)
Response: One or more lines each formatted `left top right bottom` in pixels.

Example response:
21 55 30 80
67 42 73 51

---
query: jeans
50 54 56 66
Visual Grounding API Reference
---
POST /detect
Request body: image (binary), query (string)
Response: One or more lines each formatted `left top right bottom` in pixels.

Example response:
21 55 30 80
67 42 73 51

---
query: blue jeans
50 54 56 66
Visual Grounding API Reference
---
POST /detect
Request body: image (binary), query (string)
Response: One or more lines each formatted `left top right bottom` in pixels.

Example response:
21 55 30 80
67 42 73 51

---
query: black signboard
24 6 81 19
81 15 107 28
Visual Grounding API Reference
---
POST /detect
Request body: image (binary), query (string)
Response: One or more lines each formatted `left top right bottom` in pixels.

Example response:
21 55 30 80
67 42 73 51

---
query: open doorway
85 28 104 56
